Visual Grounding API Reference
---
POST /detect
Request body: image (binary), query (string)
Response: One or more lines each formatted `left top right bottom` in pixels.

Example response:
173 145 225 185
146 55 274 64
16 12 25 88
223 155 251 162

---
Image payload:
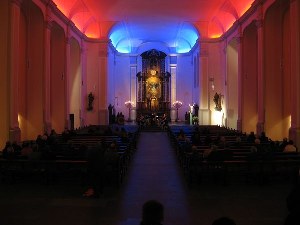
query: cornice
11 0 23 7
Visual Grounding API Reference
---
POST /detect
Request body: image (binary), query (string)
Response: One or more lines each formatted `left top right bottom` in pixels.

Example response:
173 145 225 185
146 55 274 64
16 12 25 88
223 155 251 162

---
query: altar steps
140 126 167 132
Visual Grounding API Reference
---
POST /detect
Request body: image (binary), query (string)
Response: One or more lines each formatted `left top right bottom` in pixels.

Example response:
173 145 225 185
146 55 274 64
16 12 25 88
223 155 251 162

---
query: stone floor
0 132 294 225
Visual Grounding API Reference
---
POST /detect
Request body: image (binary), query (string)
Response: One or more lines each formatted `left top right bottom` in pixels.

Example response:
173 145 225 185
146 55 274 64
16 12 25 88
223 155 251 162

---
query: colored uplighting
52 0 255 52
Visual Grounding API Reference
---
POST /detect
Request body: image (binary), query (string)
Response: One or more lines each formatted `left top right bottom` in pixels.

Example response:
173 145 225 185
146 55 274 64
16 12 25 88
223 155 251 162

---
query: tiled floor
0 132 294 225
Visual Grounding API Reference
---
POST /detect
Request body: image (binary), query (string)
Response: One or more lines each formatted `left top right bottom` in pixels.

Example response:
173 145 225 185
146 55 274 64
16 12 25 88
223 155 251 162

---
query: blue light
109 23 132 53
175 23 199 53
109 22 199 54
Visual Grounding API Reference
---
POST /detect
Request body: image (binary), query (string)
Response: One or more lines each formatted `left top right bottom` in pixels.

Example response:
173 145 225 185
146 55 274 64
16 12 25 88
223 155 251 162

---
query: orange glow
207 0 254 38
53 0 255 40
240 3 253 16
85 31 100 39
52 0 75 17
72 12 94 31
210 34 222 38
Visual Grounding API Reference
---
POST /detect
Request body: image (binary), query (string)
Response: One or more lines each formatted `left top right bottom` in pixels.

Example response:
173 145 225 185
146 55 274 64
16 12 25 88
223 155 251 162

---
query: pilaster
98 39 110 125
9 0 23 142
65 31 71 129
289 0 300 147
256 4 265 135
43 9 53 134
198 40 211 125
236 33 243 132
80 40 87 127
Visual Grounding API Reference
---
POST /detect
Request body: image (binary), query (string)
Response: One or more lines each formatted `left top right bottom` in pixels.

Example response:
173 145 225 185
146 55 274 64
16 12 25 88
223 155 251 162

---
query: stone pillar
43 9 53 134
289 0 300 147
236 34 243 132
199 40 210 125
256 6 265 135
80 40 87 127
64 27 72 129
98 39 110 125
9 0 23 142
221 40 227 127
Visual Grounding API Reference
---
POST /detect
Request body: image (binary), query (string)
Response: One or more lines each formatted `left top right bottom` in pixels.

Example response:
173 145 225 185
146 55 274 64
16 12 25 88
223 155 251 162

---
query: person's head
142 200 164 224
212 217 236 225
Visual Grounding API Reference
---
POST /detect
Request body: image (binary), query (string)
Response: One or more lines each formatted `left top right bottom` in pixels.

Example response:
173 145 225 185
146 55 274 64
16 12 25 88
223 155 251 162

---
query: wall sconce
209 77 215 90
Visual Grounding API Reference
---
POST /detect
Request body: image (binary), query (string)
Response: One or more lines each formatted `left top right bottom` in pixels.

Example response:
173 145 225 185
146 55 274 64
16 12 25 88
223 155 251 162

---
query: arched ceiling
52 0 254 53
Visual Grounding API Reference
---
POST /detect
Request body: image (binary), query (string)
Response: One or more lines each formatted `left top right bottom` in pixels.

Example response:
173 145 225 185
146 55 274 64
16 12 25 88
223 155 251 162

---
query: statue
213 92 222 111
87 92 94 111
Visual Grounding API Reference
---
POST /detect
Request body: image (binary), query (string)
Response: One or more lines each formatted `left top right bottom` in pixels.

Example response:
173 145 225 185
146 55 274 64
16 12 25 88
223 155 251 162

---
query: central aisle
119 132 191 225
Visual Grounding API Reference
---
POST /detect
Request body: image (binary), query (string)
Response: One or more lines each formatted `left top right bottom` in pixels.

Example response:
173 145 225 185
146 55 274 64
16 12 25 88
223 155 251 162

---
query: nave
0 131 294 225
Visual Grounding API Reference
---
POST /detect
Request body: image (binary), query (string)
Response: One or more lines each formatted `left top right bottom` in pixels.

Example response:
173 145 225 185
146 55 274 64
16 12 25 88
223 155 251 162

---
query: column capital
99 50 108 57
255 19 263 29
45 20 54 30
11 0 23 7
199 44 208 57
66 37 72 45
236 36 243 45
81 46 86 54
222 41 227 54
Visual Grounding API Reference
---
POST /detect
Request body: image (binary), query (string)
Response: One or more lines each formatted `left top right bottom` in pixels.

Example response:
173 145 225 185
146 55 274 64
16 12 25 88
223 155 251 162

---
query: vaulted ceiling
52 0 254 53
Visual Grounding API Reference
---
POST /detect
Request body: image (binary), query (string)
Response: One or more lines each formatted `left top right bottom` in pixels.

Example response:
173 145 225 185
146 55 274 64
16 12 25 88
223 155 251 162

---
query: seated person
284 140 297 153
212 217 236 225
191 127 201 145
140 200 164 225
177 129 187 141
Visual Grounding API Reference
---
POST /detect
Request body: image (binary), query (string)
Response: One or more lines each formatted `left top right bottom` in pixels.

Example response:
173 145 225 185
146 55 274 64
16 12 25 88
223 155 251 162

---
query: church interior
0 0 299 147
0 0 300 225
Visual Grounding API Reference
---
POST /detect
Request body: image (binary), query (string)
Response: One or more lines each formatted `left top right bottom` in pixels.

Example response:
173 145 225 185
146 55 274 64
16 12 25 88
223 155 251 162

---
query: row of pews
0 125 140 187
168 125 300 185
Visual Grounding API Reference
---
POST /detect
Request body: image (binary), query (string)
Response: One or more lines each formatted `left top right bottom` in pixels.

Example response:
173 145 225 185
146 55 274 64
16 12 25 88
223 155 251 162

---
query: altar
136 49 171 117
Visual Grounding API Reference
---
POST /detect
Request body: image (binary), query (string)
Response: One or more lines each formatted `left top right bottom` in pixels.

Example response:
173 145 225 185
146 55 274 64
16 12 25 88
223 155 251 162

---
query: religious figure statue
213 92 222 111
87 92 94 111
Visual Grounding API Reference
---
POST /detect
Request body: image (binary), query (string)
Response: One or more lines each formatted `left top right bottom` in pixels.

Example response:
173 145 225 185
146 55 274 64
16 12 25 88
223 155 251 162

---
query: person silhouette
212 217 236 225
140 200 164 225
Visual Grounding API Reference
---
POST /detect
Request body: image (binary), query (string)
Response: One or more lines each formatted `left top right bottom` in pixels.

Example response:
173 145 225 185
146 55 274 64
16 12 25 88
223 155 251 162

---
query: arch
242 21 258 134
264 0 290 140
109 22 131 53
227 38 239 130
18 0 44 140
69 37 82 129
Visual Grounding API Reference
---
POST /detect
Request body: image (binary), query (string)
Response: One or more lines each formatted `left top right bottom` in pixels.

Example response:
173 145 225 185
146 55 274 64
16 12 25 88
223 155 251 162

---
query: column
9 0 23 142
65 25 72 129
199 40 210 125
221 40 227 127
98 38 110 125
236 32 243 131
256 5 265 135
43 9 53 134
130 56 137 121
80 40 87 127
289 0 300 147
170 56 177 122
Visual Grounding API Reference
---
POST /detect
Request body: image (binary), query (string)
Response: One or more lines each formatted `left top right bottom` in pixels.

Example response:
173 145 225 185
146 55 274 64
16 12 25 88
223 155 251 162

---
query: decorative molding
11 0 23 7
255 19 263 29
199 44 208 57
44 20 54 30
99 49 109 57
236 36 243 45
